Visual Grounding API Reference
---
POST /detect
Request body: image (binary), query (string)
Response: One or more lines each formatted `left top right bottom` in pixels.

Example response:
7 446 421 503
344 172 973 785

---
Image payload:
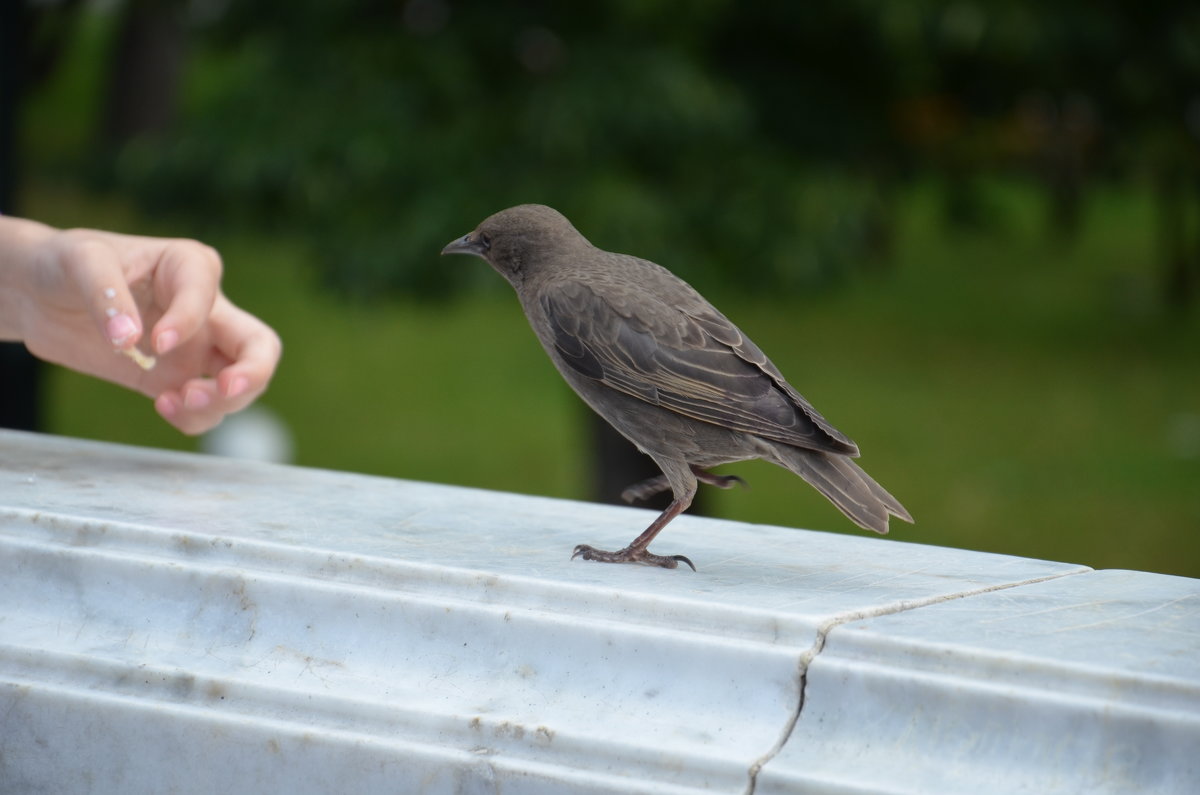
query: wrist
0 216 57 341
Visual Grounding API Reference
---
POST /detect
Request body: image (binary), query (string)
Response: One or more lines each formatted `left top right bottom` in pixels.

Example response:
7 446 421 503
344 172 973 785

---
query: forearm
0 215 57 341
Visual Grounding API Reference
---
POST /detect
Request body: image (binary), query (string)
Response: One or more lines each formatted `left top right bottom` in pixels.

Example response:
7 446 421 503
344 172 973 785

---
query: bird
441 204 912 570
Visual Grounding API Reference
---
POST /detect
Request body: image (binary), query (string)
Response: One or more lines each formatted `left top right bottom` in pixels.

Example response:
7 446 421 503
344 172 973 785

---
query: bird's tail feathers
767 444 913 535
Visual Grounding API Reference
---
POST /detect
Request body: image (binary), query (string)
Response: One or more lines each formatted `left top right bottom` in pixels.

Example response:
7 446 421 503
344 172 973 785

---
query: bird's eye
479 233 492 249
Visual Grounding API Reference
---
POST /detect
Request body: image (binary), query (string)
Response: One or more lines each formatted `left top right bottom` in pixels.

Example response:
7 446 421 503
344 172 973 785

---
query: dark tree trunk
588 412 708 516
100 0 186 151
1158 165 1195 315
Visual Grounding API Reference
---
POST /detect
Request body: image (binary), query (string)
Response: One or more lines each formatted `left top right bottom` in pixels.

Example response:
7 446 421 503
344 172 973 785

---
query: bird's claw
571 544 696 572
667 554 697 572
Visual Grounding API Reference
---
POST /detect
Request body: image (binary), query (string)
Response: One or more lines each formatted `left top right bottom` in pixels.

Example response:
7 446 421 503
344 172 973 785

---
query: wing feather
540 280 858 455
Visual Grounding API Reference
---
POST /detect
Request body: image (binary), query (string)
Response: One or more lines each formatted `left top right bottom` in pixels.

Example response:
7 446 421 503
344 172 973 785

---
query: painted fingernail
184 387 211 411
226 376 249 399
106 314 138 345
156 329 180 355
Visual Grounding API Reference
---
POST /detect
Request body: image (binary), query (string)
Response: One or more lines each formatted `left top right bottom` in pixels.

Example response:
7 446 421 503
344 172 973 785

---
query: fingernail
156 328 180 355
184 387 211 411
156 393 179 419
106 314 138 345
226 376 249 399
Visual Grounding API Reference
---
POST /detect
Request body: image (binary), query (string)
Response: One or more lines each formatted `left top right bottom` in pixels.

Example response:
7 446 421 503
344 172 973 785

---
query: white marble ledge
759 569 1200 794
0 429 1195 794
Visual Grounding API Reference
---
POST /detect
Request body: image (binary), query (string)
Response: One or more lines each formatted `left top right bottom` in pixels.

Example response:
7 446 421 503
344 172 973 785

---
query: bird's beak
440 233 488 259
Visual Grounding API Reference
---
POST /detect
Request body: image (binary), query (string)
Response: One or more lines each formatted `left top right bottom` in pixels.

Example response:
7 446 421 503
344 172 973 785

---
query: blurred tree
108 0 892 299
11 0 1187 312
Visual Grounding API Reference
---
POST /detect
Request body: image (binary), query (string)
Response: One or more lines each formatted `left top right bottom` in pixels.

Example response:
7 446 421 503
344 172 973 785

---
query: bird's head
441 204 586 285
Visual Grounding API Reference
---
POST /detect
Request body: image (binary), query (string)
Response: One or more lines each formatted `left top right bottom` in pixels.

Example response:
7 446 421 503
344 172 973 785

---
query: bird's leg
693 467 747 491
620 474 670 503
620 466 746 504
575 458 702 570
572 496 695 570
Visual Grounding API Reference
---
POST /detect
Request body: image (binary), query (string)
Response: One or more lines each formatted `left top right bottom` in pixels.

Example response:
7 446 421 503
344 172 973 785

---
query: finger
168 338 279 436
210 297 282 407
155 379 226 436
149 239 222 356
61 235 144 349
154 391 184 427
150 293 280 435
155 329 278 435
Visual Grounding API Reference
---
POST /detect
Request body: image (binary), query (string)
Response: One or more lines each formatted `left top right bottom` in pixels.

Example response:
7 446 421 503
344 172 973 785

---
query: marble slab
758 569 1200 793
3 429 1186 793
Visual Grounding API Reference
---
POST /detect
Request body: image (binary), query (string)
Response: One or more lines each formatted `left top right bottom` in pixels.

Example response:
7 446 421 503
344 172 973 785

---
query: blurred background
2 0 1198 576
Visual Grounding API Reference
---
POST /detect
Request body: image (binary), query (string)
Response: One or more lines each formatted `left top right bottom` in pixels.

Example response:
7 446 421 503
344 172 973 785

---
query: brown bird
442 204 912 570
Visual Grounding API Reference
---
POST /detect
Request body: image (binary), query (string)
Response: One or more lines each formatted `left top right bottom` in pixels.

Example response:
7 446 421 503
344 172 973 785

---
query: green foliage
108 0 909 299
95 0 1199 299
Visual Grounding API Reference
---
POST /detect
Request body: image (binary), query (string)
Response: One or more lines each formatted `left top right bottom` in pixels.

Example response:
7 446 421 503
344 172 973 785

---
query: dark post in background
0 0 44 432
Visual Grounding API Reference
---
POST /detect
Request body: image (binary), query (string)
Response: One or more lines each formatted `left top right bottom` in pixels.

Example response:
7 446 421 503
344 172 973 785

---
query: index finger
209 295 283 406
148 239 223 356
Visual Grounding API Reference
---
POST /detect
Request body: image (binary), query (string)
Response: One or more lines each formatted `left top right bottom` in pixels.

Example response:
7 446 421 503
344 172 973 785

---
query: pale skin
0 215 281 435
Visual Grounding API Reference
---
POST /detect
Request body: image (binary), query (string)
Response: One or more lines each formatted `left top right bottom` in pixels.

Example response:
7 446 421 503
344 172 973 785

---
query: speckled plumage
442 204 912 569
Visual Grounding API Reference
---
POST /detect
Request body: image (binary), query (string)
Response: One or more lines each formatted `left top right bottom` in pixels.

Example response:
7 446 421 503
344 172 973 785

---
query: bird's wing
540 279 859 455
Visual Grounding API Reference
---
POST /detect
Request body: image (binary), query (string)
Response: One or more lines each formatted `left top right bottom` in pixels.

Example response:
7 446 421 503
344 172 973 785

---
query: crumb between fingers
118 346 157 370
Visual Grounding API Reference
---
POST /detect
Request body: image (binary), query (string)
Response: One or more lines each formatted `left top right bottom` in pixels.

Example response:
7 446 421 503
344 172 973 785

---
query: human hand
0 217 282 434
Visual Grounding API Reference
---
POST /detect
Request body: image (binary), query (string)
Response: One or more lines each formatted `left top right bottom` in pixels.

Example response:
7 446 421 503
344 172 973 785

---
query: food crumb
118 346 157 370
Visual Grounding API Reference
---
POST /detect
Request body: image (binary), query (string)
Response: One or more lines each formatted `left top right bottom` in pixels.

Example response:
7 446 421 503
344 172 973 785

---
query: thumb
63 236 146 350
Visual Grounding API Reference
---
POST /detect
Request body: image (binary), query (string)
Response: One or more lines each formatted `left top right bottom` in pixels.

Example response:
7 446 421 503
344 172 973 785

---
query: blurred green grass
23 177 1200 578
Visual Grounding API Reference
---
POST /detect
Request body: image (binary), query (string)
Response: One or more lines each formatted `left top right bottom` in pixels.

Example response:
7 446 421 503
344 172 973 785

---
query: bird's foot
571 544 696 572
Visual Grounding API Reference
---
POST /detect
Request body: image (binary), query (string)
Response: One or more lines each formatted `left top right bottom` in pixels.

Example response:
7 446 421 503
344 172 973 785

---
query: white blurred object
1167 412 1200 460
200 405 294 463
